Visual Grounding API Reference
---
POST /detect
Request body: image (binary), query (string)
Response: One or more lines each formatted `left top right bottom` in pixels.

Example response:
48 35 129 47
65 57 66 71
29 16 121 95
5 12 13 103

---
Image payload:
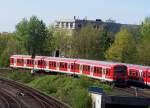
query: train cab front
113 65 128 86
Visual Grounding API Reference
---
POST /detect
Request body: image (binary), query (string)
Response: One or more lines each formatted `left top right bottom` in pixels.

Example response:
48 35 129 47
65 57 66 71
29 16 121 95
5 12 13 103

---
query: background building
55 16 102 30
54 16 137 35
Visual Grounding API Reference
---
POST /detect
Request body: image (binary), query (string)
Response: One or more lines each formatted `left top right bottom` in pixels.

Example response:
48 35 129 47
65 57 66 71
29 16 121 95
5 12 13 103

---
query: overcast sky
0 0 150 32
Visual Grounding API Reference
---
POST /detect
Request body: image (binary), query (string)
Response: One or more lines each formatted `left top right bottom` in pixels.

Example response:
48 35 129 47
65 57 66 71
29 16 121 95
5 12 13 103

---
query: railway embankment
0 69 150 108
0 70 112 108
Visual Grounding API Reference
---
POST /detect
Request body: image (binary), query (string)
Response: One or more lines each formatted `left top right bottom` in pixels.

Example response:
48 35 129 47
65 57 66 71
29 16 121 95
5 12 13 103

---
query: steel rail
0 77 71 108
0 93 10 108
0 88 22 108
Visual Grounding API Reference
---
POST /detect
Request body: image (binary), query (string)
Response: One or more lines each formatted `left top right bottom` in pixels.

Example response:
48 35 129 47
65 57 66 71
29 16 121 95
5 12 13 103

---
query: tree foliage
72 25 113 60
27 16 49 55
52 30 73 57
0 33 27 67
137 17 150 65
105 27 137 63
15 16 51 55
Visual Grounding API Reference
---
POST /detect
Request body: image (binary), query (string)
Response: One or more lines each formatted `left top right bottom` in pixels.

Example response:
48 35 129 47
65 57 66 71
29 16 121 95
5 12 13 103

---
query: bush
6 71 38 83
28 75 112 108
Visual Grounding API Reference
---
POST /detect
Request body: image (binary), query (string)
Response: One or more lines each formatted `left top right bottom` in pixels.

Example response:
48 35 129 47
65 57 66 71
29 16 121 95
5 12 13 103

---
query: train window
49 62 51 66
43 61 46 66
60 62 63 68
27 60 33 64
83 65 86 71
38 60 45 66
71 64 74 70
49 61 56 68
17 59 24 64
27 60 29 64
88 66 90 71
129 69 139 76
75 64 80 70
65 63 67 68
94 67 97 73
83 65 85 71
53 62 56 67
148 73 150 78
129 69 134 75
60 62 67 69
114 66 127 75
38 60 42 65
106 68 110 76
83 65 90 72
143 71 147 78
94 67 102 74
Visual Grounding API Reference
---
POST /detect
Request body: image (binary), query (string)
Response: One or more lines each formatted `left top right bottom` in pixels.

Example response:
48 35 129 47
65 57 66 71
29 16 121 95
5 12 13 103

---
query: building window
78 24 82 28
61 22 64 28
70 23 73 29
66 22 68 29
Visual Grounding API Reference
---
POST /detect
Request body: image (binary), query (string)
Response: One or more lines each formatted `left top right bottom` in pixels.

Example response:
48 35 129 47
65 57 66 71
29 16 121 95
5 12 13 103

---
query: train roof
44 56 124 66
124 63 150 70
10 55 126 67
10 55 46 59
76 59 124 67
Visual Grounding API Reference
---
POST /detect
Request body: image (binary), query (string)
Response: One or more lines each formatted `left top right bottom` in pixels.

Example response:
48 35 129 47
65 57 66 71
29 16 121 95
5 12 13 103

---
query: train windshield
114 65 127 75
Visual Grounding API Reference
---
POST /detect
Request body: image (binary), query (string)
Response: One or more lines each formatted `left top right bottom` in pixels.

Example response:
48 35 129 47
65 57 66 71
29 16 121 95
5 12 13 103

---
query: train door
67 63 71 72
102 68 106 80
14 58 16 66
143 70 147 85
90 66 94 76
139 70 143 82
56 62 59 71
147 70 150 85
79 65 83 74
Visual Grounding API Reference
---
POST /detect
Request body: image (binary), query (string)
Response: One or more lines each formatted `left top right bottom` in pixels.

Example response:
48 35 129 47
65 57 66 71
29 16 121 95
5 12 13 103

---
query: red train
10 55 128 85
126 64 150 86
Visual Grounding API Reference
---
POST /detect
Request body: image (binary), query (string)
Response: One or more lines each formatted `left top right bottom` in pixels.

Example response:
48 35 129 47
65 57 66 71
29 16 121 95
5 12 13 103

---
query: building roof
89 87 104 94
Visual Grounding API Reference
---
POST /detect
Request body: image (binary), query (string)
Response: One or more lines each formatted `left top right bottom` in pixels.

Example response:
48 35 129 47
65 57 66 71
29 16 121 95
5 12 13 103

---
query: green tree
27 16 49 55
15 16 51 55
0 33 27 67
53 30 73 57
137 17 150 65
105 27 136 63
16 18 28 40
72 25 112 60
42 26 54 56
15 18 28 51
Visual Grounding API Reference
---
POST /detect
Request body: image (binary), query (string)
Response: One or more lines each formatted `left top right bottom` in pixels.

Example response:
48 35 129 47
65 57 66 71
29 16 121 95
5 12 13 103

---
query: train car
75 59 128 84
10 55 128 85
10 55 25 68
43 57 76 74
126 64 150 86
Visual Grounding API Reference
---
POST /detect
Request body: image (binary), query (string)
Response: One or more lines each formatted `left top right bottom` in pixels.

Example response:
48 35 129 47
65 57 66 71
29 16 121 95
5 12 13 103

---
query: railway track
0 77 71 108
0 89 22 108
114 87 150 98
0 67 150 107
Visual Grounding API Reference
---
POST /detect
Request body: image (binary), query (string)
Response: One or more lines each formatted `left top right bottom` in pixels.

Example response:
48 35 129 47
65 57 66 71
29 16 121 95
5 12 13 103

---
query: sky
0 0 150 32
